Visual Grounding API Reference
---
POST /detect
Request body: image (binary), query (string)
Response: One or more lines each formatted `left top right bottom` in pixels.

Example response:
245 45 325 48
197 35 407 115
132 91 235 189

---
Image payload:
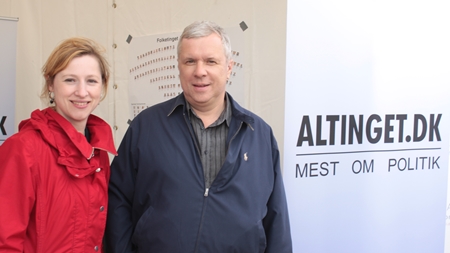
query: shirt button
100 206 105 212
94 245 99 251
95 168 101 173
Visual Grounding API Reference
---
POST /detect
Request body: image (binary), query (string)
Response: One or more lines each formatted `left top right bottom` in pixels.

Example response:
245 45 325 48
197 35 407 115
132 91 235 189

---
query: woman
0 37 117 252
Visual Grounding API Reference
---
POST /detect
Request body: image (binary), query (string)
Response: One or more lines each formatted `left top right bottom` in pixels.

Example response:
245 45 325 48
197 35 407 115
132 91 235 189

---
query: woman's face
49 55 103 132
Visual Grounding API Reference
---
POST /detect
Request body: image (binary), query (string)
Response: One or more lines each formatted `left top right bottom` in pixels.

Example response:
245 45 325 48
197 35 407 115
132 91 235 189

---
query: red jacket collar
19 108 117 159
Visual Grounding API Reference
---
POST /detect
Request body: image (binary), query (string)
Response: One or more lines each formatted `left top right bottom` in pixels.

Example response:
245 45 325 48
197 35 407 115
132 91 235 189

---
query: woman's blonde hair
40 37 110 104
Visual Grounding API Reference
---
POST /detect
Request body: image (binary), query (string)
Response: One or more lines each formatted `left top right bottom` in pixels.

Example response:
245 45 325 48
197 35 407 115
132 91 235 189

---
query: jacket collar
20 108 117 159
168 92 255 129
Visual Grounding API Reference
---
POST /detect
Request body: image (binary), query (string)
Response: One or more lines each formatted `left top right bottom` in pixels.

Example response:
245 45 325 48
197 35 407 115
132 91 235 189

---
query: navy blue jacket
105 93 292 253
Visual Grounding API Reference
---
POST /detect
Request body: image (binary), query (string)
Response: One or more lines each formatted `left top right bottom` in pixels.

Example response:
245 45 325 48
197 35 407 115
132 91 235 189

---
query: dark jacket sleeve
263 131 293 253
104 125 138 253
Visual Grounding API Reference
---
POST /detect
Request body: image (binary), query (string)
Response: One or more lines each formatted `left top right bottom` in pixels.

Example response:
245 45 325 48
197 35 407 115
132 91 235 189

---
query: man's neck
189 98 226 128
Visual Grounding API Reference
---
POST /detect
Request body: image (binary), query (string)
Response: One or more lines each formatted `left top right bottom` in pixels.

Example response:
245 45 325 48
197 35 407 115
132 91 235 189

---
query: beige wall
0 0 287 160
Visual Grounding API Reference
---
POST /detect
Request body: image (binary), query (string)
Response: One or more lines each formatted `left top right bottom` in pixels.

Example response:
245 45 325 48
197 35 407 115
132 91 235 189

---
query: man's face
177 33 233 111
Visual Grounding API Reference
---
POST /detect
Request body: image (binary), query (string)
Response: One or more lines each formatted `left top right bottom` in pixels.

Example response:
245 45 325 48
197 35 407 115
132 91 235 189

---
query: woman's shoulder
1 128 46 153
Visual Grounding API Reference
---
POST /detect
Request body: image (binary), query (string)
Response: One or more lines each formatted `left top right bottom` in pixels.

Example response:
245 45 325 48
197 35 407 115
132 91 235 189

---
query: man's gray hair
177 20 232 61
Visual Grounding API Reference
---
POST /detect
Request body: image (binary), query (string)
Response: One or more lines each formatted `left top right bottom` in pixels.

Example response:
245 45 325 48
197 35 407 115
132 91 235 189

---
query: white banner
0 17 18 145
284 1 450 252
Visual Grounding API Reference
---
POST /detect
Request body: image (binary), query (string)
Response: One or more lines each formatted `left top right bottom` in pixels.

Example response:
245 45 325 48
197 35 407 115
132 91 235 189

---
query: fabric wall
0 0 287 155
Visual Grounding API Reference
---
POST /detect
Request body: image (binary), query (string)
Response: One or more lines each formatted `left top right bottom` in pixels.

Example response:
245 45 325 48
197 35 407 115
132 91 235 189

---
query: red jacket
0 108 117 252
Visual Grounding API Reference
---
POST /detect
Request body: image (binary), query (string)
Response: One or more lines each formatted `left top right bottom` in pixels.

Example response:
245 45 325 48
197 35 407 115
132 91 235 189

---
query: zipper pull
204 188 209 197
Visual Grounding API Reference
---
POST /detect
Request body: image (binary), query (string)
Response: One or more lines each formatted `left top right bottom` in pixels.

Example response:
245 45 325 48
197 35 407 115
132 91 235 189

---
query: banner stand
0 16 18 145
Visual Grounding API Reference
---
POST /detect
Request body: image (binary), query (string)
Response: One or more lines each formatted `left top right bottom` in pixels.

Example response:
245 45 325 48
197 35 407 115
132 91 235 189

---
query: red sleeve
0 132 37 252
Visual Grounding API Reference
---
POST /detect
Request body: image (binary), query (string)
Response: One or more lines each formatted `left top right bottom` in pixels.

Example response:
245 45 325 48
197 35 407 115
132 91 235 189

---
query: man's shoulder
229 99 272 132
140 96 180 115
130 96 183 127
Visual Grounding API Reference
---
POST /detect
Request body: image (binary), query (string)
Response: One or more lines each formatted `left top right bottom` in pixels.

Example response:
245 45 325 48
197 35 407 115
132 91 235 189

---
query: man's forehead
179 37 225 57
180 34 221 44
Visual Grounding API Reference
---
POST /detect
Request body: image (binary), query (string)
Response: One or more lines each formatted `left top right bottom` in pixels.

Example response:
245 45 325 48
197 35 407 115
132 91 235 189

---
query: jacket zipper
202 121 243 198
193 117 244 252
194 187 209 253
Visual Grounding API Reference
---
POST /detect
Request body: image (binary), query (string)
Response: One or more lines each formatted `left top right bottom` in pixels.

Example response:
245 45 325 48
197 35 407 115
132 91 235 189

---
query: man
105 20 292 253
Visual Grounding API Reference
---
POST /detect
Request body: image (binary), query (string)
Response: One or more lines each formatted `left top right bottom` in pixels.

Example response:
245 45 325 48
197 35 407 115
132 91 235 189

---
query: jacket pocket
131 206 154 249
229 219 267 253
256 219 268 253
131 206 182 252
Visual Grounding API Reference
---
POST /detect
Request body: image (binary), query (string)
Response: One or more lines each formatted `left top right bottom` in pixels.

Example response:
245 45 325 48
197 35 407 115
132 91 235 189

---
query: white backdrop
0 16 17 145
0 0 287 155
284 0 450 252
